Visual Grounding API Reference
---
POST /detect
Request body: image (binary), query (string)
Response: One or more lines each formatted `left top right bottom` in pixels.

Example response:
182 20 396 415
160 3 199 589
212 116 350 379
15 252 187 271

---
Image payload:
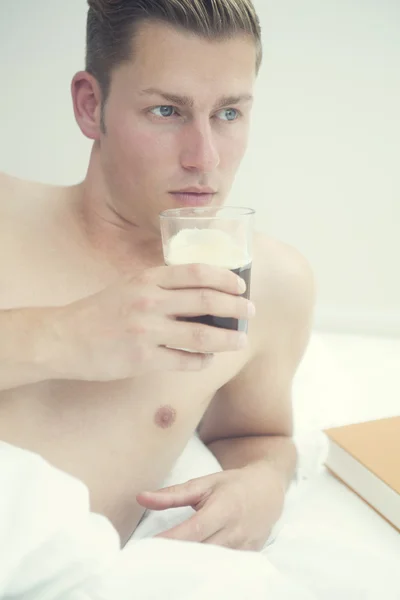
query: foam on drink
165 228 250 269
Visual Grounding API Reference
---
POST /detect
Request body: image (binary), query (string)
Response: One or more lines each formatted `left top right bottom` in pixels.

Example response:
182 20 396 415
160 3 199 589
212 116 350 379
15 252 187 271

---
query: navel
154 405 177 429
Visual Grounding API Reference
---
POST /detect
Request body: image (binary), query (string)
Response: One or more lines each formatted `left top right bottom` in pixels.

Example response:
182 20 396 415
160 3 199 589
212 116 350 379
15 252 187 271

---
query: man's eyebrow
140 88 253 109
213 94 254 109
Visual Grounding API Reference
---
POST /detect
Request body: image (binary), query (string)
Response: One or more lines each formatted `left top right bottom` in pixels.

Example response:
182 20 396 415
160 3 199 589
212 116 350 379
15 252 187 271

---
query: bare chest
1 241 247 432
0 244 249 542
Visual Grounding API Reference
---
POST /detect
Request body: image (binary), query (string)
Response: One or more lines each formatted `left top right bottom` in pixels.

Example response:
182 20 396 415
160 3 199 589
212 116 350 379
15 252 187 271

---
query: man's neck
72 177 164 273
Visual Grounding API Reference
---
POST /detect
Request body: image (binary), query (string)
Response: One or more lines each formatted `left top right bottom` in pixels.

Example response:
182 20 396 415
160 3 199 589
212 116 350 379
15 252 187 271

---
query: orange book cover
324 416 400 531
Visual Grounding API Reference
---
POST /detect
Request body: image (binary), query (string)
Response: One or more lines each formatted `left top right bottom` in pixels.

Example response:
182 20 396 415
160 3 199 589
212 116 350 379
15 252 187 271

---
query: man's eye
150 106 177 118
217 108 240 122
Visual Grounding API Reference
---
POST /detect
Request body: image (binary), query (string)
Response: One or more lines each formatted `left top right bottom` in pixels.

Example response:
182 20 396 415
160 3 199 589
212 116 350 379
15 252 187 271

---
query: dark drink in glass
179 263 252 332
160 207 255 336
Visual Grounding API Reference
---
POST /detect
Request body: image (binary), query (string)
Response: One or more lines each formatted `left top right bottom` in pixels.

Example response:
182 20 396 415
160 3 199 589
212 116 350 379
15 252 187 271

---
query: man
0 0 314 551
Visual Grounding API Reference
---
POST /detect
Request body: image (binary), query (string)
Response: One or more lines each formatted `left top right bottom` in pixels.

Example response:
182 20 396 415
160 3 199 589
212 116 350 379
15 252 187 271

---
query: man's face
99 21 257 233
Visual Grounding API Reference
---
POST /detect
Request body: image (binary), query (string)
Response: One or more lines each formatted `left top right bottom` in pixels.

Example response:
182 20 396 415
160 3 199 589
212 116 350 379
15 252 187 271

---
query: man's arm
0 184 62 391
0 307 64 391
0 261 255 391
198 238 315 495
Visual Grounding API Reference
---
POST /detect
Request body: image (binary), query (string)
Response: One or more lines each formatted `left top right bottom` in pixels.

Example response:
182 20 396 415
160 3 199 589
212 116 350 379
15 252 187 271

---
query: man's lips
169 191 216 207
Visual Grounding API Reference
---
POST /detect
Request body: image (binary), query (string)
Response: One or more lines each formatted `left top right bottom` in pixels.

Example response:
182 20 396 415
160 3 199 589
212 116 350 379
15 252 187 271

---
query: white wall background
0 0 399 336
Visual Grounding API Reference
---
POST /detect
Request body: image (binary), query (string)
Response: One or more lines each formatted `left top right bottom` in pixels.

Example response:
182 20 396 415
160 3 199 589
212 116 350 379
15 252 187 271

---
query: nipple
154 405 177 429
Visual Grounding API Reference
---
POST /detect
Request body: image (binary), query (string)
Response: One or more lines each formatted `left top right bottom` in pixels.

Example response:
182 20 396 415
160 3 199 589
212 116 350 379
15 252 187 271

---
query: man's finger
162 288 252 319
156 346 215 373
136 480 211 510
136 490 192 510
155 263 245 296
203 529 237 549
155 512 218 543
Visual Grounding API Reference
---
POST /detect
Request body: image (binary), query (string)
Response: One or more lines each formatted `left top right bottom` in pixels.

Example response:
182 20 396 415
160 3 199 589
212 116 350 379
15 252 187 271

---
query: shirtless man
0 0 314 550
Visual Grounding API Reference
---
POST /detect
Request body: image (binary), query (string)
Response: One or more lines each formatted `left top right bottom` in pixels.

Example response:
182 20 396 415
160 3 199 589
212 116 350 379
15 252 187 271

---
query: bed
268 331 400 598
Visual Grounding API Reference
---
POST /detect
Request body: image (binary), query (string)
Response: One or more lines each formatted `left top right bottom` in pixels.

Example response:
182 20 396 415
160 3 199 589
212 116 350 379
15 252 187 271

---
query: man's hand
136 463 285 551
47 264 254 381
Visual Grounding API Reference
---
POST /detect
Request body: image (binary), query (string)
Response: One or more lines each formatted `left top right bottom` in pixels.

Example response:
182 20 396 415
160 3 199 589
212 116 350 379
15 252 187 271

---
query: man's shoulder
0 171 37 218
0 171 17 211
0 172 69 264
0 171 66 225
0 172 26 233
253 232 314 288
252 232 315 327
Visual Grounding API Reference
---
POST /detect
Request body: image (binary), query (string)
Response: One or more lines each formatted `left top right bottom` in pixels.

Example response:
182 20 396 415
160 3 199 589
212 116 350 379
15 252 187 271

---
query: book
324 416 400 532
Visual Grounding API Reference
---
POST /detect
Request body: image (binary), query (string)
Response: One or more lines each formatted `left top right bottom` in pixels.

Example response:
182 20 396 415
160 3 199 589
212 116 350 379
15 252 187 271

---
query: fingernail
247 301 256 317
237 277 246 294
237 332 248 349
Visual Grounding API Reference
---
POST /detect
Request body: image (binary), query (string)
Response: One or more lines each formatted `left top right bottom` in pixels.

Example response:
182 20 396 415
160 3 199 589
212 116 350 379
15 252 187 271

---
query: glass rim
159 206 255 220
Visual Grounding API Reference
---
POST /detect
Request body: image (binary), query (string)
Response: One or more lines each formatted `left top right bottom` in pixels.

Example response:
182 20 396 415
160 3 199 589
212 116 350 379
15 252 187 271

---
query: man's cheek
221 134 247 164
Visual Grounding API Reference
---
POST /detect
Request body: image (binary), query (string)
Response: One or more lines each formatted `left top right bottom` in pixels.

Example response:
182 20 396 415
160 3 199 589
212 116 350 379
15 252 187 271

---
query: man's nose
180 121 220 173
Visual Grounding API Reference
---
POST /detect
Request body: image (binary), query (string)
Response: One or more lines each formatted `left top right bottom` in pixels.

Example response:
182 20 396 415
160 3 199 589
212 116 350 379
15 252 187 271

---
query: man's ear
71 71 104 140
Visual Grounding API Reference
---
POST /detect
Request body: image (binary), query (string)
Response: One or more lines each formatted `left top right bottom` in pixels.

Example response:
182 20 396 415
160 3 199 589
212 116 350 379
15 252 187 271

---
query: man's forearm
206 435 297 491
0 307 62 391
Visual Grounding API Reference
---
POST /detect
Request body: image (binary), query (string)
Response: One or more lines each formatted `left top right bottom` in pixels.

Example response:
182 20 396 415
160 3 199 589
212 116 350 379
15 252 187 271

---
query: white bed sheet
280 331 400 597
